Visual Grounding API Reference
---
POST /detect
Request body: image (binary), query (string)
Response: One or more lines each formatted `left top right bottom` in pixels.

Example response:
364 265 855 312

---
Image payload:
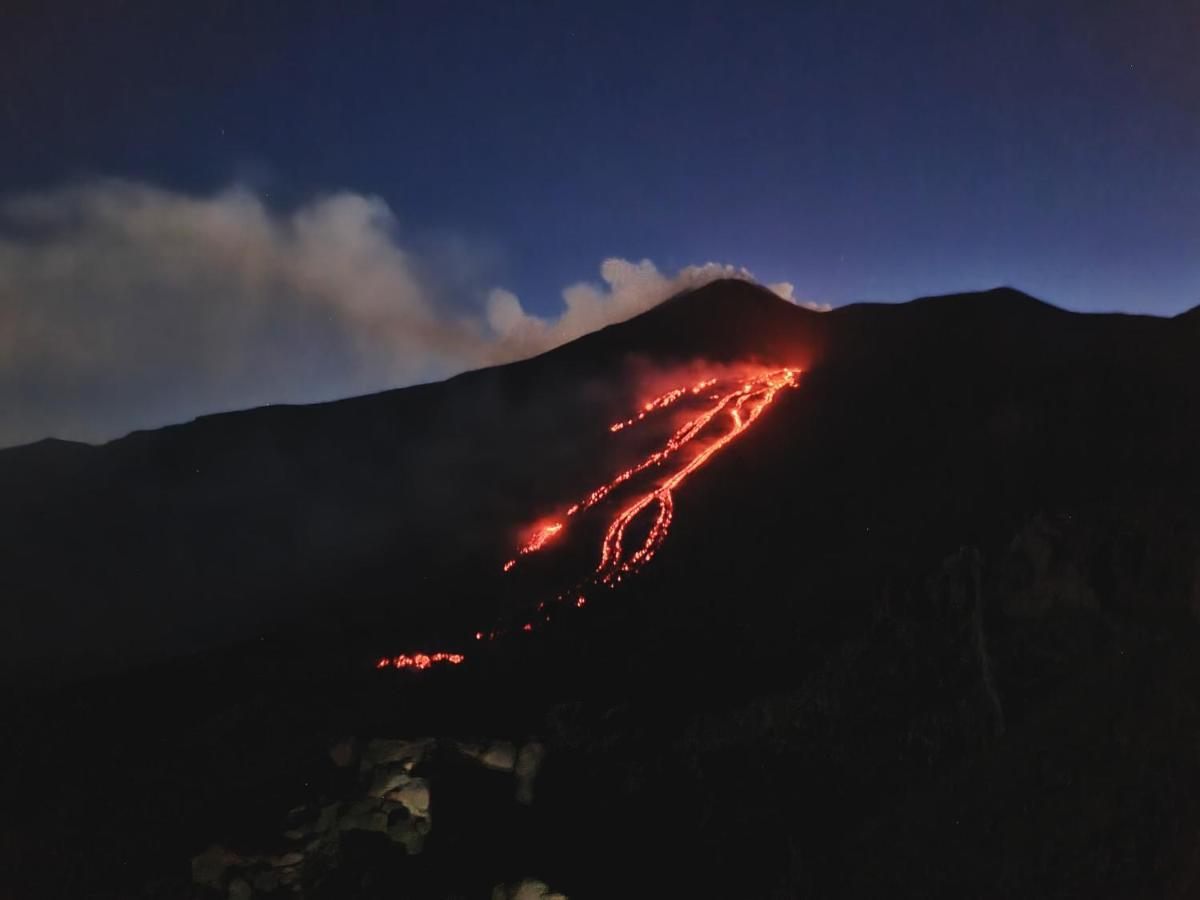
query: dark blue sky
4 0 1198 317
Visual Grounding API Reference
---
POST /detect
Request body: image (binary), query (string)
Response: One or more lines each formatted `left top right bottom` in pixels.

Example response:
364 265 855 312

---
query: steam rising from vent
485 259 802 358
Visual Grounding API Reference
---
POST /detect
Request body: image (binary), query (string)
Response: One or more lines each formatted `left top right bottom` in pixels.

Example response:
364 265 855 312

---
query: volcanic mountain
3 279 1200 898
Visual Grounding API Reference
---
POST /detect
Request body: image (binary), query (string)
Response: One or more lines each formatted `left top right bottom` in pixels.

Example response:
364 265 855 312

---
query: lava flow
503 521 564 571
608 378 716 432
375 652 465 671
375 365 798 671
507 366 800 587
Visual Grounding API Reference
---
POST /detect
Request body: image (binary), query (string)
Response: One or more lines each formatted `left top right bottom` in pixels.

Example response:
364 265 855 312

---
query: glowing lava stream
508 367 800 585
608 378 716 432
375 652 465 670
376 366 798 671
503 522 564 571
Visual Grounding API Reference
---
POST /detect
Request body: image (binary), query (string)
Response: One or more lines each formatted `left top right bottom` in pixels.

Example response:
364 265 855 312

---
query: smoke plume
0 178 816 448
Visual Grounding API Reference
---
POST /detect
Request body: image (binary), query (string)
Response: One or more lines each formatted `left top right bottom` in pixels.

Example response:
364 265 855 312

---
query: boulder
337 799 388 834
387 778 431 817
367 764 411 798
515 741 546 805
456 738 517 771
361 738 433 771
285 801 338 839
481 740 517 772
494 878 568 900
268 851 304 868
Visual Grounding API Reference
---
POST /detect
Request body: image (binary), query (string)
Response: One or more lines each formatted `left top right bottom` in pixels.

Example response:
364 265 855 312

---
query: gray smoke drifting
0 178 818 448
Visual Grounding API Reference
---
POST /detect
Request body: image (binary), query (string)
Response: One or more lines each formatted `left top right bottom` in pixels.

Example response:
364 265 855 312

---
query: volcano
3 280 1200 898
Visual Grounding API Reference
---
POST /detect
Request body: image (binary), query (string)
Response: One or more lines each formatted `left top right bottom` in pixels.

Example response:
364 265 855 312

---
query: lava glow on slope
509 367 799 587
503 521 565 571
375 652 465 671
376 365 799 671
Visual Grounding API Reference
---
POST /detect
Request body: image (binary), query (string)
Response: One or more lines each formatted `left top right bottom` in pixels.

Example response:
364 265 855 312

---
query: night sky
2 1 1198 446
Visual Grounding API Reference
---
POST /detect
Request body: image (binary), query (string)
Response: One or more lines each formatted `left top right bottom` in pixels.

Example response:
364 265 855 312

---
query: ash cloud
0 178 817 448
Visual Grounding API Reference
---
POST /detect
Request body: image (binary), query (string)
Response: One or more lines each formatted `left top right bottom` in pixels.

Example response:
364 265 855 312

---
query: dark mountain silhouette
2 279 1200 898
0 279 824 681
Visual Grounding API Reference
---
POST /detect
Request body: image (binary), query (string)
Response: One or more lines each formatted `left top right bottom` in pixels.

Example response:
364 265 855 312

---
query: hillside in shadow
2 279 1199 898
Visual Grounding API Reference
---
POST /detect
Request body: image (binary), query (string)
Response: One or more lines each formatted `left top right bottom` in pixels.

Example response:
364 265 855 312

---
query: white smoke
486 258 800 357
0 178 821 448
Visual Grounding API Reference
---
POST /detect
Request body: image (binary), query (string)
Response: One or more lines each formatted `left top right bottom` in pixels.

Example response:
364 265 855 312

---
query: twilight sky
1 0 1198 447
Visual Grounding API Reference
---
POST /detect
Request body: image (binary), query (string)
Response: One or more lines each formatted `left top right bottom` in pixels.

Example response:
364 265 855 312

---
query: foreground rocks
492 878 568 900
191 736 547 898
184 507 1200 898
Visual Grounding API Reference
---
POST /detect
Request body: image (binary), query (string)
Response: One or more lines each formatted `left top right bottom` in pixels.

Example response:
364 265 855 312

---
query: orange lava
506 367 800 587
375 652 465 670
376 365 799 670
608 378 716 432
503 521 564 571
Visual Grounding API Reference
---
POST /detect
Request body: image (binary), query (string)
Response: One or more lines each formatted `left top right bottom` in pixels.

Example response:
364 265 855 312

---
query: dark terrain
2 279 1200 898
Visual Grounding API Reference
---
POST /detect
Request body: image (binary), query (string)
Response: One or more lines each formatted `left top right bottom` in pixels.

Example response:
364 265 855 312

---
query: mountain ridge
1 280 1186 458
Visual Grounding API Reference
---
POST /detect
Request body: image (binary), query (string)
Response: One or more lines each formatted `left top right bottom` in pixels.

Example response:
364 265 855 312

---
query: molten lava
507 366 799 588
375 365 799 671
503 521 565 571
375 652 465 670
607 378 716 432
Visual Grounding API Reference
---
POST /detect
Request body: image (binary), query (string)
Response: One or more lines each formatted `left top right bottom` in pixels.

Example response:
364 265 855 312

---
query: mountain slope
2 279 1197 677
0 279 824 678
2 280 1200 898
